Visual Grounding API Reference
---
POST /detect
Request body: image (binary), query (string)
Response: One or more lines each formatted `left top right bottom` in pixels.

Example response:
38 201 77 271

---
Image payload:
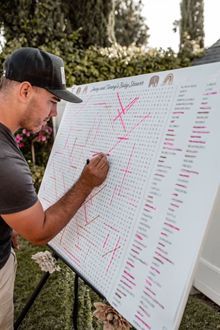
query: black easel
14 271 51 329
14 255 79 330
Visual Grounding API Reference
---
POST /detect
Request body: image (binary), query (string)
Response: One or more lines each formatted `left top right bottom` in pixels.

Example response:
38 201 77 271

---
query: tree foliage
174 0 204 54
60 0 116 48
0 0 74 46
0 0 150 54
0 0 115 51
115 0 149 46
0 0 82 76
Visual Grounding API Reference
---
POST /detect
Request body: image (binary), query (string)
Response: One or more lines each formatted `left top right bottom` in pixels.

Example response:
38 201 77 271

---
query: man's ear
18 81 33 103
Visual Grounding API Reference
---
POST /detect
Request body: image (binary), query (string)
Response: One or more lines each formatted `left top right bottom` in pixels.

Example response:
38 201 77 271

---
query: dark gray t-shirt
0 122 38 269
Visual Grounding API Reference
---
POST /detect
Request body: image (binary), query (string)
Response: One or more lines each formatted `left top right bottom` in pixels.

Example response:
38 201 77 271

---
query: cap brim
47 88 82 103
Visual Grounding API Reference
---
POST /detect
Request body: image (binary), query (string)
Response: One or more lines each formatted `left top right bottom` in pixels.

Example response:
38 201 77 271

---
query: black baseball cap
3 47 82 103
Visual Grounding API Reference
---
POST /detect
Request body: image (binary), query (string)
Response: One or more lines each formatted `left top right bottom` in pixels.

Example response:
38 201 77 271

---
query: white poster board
38 62 220 330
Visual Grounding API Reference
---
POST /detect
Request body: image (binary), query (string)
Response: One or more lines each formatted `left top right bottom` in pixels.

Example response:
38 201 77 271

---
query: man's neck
0 103 20 133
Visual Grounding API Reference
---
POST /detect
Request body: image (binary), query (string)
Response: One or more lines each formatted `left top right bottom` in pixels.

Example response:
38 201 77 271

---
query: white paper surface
38 62 220 330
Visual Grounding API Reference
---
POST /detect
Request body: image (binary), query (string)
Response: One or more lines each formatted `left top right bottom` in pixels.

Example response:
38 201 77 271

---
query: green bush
0 42 201 87
65 44 200 86
29 163 46 192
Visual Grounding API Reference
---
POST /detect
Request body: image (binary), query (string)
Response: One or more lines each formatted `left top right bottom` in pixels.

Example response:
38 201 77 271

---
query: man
0 47 109 329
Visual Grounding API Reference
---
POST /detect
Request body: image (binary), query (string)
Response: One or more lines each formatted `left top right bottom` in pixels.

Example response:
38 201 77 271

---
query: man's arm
1 153 109 245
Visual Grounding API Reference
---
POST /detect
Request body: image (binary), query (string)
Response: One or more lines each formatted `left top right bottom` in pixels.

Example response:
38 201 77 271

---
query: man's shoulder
0 140 22 160
0 125 23 158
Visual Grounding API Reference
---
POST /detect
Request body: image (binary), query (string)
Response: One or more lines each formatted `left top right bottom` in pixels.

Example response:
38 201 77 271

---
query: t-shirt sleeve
0 156 38 214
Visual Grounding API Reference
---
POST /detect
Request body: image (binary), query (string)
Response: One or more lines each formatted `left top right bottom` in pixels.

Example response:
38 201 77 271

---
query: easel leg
72 273 79 330
14 271 51 329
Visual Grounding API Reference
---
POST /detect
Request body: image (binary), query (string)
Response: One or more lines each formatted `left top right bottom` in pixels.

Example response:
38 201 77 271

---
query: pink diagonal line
76 220 80 241
78 232 98 248
62 174 66 192
117 93 139 114
88 192 94 206
105 237 121 273
117 94 139 116
59 226 67 244
75 244 81 251
85 214 100 226
108 115 150 154
117 92 126 114
63 247 81 266
88 117 99 144
103 233 110 248
118 137 128 140
70 137 77 159
125 97 139 111
102 243 121 257
120 168 132 174
77 224 89 233
85 128 92 144
114 96 139 120
83 204 88 224
83 184 107 205
118 143 135 195
109 185 118 206
113 95 139 132
89 150 100 154
92 118 102 144
116 107 126 131
64 130 71 149
84 247 90 263
128 198 137 207
53 171 58 199
104 223 120 233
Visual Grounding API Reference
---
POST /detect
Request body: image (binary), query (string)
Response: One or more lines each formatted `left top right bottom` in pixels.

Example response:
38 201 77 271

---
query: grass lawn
14 239 220 330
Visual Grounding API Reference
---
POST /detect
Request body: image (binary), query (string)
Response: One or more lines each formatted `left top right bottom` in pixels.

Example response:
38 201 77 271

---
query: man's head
0 47 81 133
3 47 81 103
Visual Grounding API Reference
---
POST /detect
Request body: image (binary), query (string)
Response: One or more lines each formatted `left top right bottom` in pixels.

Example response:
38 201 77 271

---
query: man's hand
11 230 20 250
79 153 109 189
2 153 109 246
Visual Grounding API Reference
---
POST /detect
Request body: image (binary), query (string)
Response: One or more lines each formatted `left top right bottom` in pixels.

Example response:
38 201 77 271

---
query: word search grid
39 62 220 330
